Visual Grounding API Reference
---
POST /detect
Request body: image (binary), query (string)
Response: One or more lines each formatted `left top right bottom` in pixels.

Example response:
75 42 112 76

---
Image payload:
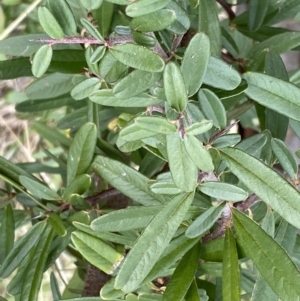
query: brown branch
85 188 122 206
216 0 236 20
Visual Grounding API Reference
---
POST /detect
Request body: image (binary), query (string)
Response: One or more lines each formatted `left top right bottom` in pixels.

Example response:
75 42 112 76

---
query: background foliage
1 0 300 300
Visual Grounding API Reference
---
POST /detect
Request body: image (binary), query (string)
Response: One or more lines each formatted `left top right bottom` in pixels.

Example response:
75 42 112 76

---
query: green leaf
32 121 71 148
50 272 61 301
0 205 14 265
198 0 221 56
80 18 105 41
71 78 101 100
115 192 194 293
101 278 126 300
90 46 106 64
185 120 213 135
220 147 300 228
163 243 200 301
214 133 239 151
113 70 161 99
132 31 157 47
0 156 38 186
71 230 123 275
203 57 241 90
222 227 240 301
93 1 114 37
150 182 182 195
92 206 162 232
16 94 76 112
38 6 64 39
0 220 46 278
232 209 300 301
135 116 176 134
19 225 54 301
183 135 214 172
198 89 226 129
126 0 171 17
129 9 176 32
248 0 269 31
271 138 298 179
63 174 91 199
249 32 300 59
0 58 33 79
110 43 165 72
19 176 60 201
93 156 166 205
164 62 188 112
90 89 162 107
47 0 77 36
31 45 53 78
143 234 200 285
25 73 81 100
167 134 198 191
264 51 289 141
243 72 300 122
185 203 226 238
166 1 190 35
48 213 67 237
80 0 103 10
67 122 97 185
181 33 210 96
185 279 200 301
119 123 157 142
235 132 267 157
199 182 248 202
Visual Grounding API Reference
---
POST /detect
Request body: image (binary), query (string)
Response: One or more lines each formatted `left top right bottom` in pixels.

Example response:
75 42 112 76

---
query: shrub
1 0 300 300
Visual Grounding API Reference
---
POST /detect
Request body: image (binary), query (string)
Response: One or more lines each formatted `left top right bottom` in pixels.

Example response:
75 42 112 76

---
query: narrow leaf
198 89 226 129
186 203 226 238
38 6 64 39
243 72 300 122
135 116 176 134
129 9 176 32
71 230 123 274
19 176 60 201
163 243 200 301
248 0 269 31
183 135 214 172
181 33 210 96
203 56 241 90
110 43 165 72
92 155 166 205
0 204 14 264
90 89 162 107
31 45 53 78
222 227 240 301
198 0 221 56
71 78 101 101
47 0 77 36
199 182 248 202
113 70 161 99
0 221 46 278
115 193 194 293
81 18 105 42
221 147 300 229
167 133 198 191
271 138 298 179
232 209 300 301
185 120 213 135
164 62 188 112
67 122 97 185
80 0 103 10
20 226 54 301
126 0 171 17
